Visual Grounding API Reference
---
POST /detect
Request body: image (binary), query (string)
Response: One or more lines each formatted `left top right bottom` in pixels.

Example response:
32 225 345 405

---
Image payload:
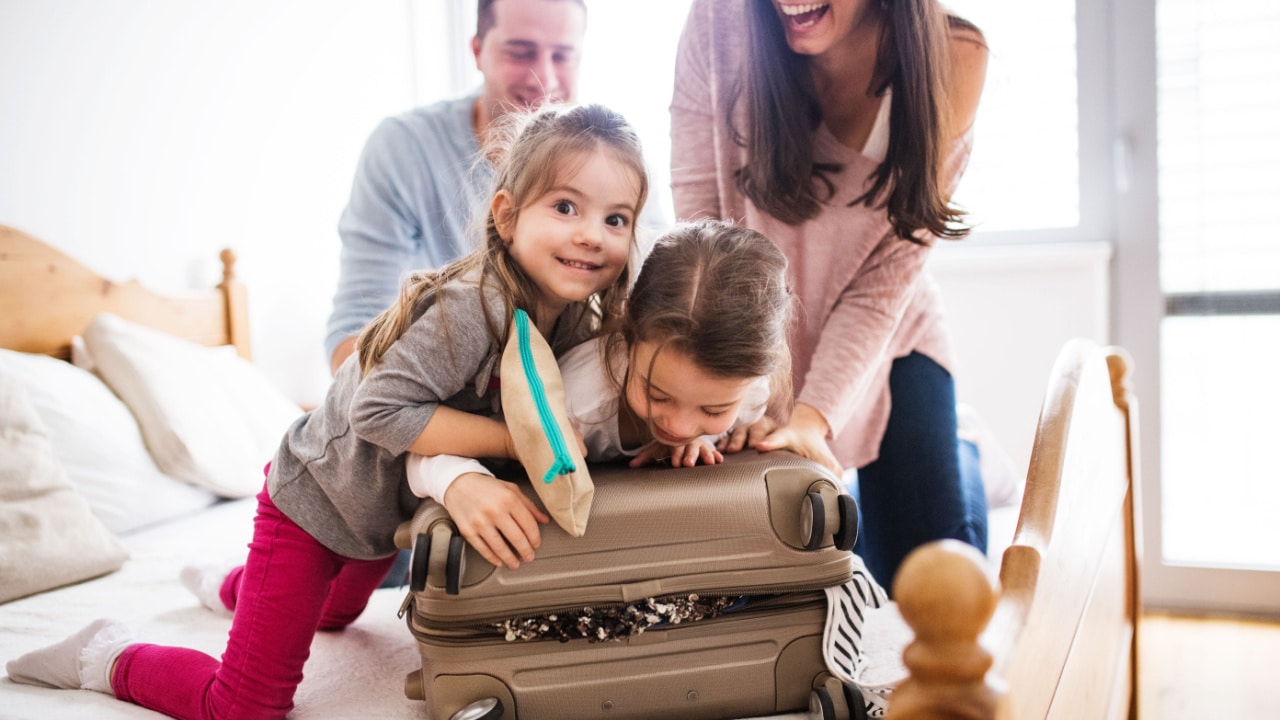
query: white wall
0 0 441 408
930 241 1112 475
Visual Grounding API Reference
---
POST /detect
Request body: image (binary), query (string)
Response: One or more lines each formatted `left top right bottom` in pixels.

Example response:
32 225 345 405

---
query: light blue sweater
325 93 494 360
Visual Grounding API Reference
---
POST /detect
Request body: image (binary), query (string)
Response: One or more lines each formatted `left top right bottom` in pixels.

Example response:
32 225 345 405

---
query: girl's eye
605 213 630 228
647 396 669 405
554 199 576 215
702 409 729 418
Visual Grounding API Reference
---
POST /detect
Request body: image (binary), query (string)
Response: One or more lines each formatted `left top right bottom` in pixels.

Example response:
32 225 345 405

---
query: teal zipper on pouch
513 309 576 483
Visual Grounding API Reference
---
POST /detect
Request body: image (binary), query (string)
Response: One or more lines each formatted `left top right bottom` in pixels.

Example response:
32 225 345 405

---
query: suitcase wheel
410 532 431 593
843 681 869 720
833 494 859 552
809 677 867 720
802 491 826 551
445 531 466 595
810 684 838 719
449 697 503 720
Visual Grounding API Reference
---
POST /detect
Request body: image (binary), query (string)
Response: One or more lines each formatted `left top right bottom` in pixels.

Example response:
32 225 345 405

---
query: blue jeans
850 352 988 592
380 545 412 589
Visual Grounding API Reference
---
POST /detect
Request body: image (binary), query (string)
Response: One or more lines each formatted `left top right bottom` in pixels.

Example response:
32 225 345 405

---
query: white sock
180 562 237 617
5 619 133 694
823 555 890 715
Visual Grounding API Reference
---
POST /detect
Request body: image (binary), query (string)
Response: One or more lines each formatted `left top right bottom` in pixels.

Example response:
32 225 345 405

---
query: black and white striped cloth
823 555 892 717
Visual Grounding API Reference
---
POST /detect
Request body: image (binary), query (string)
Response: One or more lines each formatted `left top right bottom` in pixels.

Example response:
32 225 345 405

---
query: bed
0 224 1139 720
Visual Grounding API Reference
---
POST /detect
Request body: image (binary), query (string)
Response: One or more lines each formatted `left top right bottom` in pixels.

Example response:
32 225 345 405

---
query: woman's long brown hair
733 0 983 244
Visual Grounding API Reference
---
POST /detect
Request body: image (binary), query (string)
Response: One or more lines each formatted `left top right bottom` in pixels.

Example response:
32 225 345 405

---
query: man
326 0 588 373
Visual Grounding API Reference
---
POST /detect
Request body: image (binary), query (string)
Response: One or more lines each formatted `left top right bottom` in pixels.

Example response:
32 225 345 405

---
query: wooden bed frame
887 339 1141 720
0 224 251 359
0 224 1139 720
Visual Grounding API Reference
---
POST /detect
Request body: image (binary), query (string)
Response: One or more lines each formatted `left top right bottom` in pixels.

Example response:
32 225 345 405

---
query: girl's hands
442 472 550 569
628 438 724 468
749 404 844 477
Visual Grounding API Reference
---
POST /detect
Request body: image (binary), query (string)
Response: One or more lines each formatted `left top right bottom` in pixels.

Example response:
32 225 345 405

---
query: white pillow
80 313 302 498
0 349 218 534
0 369 129 603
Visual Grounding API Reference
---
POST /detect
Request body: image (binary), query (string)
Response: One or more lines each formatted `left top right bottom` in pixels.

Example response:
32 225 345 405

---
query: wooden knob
894 540 996 645
887 540 998 719
219 248 238 284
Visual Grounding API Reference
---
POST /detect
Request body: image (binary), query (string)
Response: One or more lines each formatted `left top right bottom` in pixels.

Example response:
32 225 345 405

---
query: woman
670 0 990 588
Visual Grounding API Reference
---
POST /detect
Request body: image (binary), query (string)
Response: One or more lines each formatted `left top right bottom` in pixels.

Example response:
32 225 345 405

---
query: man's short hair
476 0 587 41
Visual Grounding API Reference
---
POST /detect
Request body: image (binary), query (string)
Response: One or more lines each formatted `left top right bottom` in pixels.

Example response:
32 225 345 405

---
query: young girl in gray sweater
7 102 649 720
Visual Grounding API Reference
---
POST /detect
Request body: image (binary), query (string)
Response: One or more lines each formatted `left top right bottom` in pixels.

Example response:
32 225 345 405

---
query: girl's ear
491 190 516 242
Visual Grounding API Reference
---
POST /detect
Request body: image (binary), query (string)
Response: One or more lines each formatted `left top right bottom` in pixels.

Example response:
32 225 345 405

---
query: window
1155 0 1280 571
947 0 1080 233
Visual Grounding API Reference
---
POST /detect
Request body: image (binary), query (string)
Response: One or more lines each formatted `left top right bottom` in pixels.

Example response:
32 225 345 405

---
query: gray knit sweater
269 273 592 559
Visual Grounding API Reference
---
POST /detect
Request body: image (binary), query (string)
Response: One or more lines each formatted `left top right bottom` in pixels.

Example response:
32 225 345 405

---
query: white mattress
0 497 1019 719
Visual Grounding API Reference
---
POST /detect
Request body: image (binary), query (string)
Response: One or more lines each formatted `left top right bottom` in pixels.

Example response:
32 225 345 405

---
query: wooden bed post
1106 347 1143 720
218 248 252 360
886 540 1000 719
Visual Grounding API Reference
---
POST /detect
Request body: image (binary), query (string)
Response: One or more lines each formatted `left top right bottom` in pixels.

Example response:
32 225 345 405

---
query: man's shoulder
367 93 479 159
394 93 476 134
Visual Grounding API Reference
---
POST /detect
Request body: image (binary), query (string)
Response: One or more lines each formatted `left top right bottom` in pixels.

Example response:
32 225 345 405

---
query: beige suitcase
393 450 868 720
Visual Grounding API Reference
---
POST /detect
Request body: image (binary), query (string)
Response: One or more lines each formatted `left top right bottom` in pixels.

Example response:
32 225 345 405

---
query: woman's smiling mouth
778 2 830 29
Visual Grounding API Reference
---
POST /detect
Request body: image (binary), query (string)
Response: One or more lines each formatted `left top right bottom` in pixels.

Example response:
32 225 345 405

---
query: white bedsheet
0 493 1017 720
0 498 424 719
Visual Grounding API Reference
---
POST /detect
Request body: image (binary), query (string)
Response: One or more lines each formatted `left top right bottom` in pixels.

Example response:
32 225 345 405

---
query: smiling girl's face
625 340 758 446
494 146 640 330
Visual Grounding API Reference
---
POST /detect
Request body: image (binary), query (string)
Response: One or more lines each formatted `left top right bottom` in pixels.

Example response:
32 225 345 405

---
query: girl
5 102 649 720
568 218 794 468
670 0 991 589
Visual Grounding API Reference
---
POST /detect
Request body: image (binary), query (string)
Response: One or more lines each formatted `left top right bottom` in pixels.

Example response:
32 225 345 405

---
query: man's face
472 0 586 119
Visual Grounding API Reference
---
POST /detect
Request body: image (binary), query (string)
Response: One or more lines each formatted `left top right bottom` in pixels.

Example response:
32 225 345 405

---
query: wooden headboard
0 224 251 360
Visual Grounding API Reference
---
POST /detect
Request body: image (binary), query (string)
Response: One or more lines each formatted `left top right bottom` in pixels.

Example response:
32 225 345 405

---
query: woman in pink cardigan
670 0 990 589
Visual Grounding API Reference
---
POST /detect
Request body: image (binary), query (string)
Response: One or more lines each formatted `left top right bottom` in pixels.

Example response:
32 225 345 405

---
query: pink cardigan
669 0 974 468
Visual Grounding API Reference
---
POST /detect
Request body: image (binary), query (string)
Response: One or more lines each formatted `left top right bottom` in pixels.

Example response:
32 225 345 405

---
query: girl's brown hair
733 0 983 244
356 103 648 375
609 218 794 417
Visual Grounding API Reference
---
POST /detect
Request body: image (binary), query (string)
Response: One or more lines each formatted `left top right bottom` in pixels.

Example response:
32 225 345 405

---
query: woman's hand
442 472 550 570
751 404 843 476
716 416 780 454
628 438 724 468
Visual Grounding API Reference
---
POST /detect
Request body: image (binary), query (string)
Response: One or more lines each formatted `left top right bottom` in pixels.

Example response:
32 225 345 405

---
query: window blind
1158 0 1280 294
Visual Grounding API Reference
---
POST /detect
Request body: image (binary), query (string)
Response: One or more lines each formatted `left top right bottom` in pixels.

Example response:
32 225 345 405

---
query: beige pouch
499 309 593 537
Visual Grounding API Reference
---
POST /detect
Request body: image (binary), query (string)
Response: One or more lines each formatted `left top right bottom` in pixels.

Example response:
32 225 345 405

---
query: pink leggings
111 484 397 720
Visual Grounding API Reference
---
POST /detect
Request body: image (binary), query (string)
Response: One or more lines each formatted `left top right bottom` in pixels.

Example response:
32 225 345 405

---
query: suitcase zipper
400 563 854 627
405 589 828 644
